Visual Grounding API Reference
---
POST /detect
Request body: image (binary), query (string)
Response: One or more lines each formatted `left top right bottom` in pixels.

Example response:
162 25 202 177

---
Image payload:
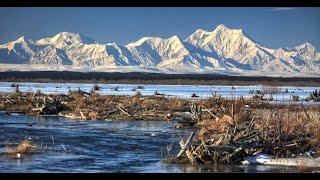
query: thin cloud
271 7 296 11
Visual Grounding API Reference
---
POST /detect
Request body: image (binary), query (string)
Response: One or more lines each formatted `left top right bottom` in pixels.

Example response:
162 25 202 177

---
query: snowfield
0 64 319 77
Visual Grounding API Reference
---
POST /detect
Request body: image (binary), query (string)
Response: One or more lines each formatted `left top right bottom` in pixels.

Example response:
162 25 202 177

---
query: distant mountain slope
0 24 319 77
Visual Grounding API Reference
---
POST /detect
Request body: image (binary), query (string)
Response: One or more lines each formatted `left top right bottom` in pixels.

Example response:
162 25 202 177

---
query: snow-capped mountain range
1 24 319 76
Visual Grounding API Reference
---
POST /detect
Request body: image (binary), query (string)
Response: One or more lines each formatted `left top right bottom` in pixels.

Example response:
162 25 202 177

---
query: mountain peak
1 36 31 51
165 35 186 50
293 42 317 61
126 36 163 47
52 32 94 44
185 29 210 45
53 32 79 39
214 24 243 34
194 28 208 33
16 36 26 42
297 42 314 48
215 24 229 30
35 32 95 48
9 36 30 45
295 42 316 51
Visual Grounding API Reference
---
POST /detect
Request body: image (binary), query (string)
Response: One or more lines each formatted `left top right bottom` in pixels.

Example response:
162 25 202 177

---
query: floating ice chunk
241 153 271 165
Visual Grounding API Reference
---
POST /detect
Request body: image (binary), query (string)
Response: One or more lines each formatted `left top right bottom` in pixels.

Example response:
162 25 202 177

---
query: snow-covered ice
0 82 319 103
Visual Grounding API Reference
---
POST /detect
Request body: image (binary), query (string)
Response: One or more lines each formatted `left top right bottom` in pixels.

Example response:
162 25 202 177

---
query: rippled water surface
0 112 300 173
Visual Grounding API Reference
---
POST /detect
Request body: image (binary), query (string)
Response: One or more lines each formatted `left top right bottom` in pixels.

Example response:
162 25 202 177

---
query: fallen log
201 105 218 119
242 154 320 168
176 132 195 159
266 157 320 167
174 112 194 121
117 106 132 117
58 111 82 119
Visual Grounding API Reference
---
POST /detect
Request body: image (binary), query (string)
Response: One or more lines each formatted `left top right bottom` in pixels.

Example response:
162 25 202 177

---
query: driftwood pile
0 90 67 115
168 101 320 166
28 95 67 116
0 88 186 121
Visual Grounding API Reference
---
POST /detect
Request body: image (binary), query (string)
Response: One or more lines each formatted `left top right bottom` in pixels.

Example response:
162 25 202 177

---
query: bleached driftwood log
242 154 320 167
201 105 218 119
176 132 195 158
190 102 201 121
58 111 82 119
117 106 132 117
80 110 87 120
266 157 320 167
174 112 194 122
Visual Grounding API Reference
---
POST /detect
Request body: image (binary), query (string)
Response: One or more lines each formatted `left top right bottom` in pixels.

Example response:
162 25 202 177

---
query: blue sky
0 7 319 49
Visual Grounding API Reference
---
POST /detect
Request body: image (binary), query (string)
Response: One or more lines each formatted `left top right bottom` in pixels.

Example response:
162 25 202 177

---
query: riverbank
1 87 318 121
165 97 320 170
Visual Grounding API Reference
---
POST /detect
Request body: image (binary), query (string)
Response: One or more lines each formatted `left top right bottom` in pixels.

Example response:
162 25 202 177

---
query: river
0 112 299 173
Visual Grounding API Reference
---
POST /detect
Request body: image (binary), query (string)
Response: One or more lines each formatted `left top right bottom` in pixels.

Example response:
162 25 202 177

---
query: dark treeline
0 71 319 86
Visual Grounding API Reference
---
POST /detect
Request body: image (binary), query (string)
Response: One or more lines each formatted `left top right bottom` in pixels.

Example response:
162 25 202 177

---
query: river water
0 112 299 173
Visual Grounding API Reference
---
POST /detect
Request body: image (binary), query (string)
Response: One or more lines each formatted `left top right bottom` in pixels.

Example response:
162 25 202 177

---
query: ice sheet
0 82 319 102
